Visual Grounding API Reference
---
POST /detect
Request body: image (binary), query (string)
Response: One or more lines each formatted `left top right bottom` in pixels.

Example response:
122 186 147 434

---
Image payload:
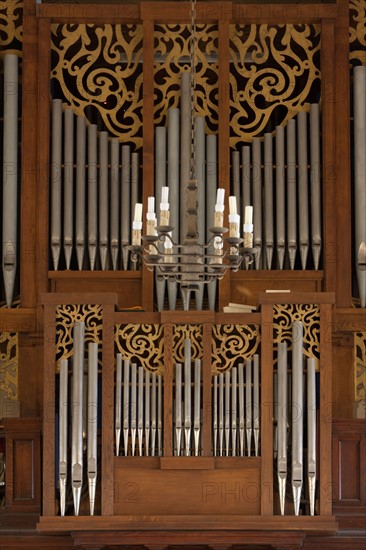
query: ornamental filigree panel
115 324 164 374
212 324 260 374
0 0 22 54
154 24 218 131
350 0 366 66
55 304 103 366
273 304 320 360
230 24 320 146
51 24 143 148
355 332 366 401
173 324 203 363
0 332 18 401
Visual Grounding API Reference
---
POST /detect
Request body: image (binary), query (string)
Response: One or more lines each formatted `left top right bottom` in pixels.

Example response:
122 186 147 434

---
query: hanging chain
189 0 197 181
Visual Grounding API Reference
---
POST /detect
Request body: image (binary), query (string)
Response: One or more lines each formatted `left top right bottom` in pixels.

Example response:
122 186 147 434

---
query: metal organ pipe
50 99 62 271
76 116 86 270
63 108 74 270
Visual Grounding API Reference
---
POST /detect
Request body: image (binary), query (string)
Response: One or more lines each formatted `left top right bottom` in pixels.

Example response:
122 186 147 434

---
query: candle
160 186 170 226
214 188 225 227
132 203 143 246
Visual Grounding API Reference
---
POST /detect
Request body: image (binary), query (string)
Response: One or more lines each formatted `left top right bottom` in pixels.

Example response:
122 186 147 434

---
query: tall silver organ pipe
99 131 109 270
354 66 366 307
87 342 98 516
252 138 262 269
50 99 62 271
76 116 86 270
59 358 68 516
264 133 274 269
287 118 297 270
167 108 180 310
71 322 85 516
277 342 288 516
206 134 218 309
291 321 303 516
297 111 309 270
110 138 120 270
63 108 74 270
310 104 322 270
195 116 206 311
121 145 131 271
115 354 122 456
88 124 98 271
155 126 167 312
275 125 285 269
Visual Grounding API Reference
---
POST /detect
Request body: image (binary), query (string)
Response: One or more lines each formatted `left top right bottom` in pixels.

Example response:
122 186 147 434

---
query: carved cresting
350 0 366 66
0 0 22 54
229 24 321 145
355 332 366 402
115 324 164 374
154 23 218 132
55 304 102 368
51 23 143 147
273 303 320 361
212 324 260 374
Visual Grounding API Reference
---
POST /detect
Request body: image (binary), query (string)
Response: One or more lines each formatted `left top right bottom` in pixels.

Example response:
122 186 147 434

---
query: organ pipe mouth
358 241 366 271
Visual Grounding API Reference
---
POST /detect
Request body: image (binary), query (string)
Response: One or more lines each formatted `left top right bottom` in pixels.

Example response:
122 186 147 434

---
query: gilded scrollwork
0 0 22 54
154 24 218 132
355 332 366 401
0 332 18 401
230 24 320 145
51 23 143 147
212 324 260 374
273 304 320 360
55 304 103 367
115 324 164 374
173 324 203 363
350 0 366 66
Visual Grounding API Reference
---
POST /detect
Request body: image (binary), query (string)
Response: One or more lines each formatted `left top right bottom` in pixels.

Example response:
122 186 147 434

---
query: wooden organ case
0 0 360 548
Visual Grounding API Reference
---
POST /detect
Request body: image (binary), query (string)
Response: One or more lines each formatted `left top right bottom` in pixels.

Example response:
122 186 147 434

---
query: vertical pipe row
49 105 140 272
212 355 260 457
58 326 100 516
230 105 322 271
115 358 164 457
275 322 317 516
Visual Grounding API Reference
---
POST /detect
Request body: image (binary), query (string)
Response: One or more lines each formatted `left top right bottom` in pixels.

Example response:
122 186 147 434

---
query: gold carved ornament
273 304 320 365
154 24 218 132
212 324 260 374
0 0 22 54
355 332 366 402
0 332 18 401
172 324 203 363
230 24 320 146
51 23 143 148
55 304 103 369
350 0 366 66
115 324 164 375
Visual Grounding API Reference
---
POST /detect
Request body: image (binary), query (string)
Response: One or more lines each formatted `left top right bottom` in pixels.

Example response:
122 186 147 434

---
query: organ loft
0 0 365 549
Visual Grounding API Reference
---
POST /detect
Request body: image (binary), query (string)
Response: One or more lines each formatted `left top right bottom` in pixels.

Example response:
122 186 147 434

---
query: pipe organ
46 292 332 529
3 0 366 547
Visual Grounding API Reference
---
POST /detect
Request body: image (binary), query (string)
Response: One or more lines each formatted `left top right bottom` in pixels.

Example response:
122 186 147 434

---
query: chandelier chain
190 0 197 181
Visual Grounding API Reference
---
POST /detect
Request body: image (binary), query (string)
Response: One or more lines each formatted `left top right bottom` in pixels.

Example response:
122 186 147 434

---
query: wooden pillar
319 301 334 515
260 303 274 515
321 19 336 296
334 0 352 307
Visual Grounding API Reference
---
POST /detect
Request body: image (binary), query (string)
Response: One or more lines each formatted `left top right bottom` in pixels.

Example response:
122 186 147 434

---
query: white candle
214 188 225 227
160 186 170 226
